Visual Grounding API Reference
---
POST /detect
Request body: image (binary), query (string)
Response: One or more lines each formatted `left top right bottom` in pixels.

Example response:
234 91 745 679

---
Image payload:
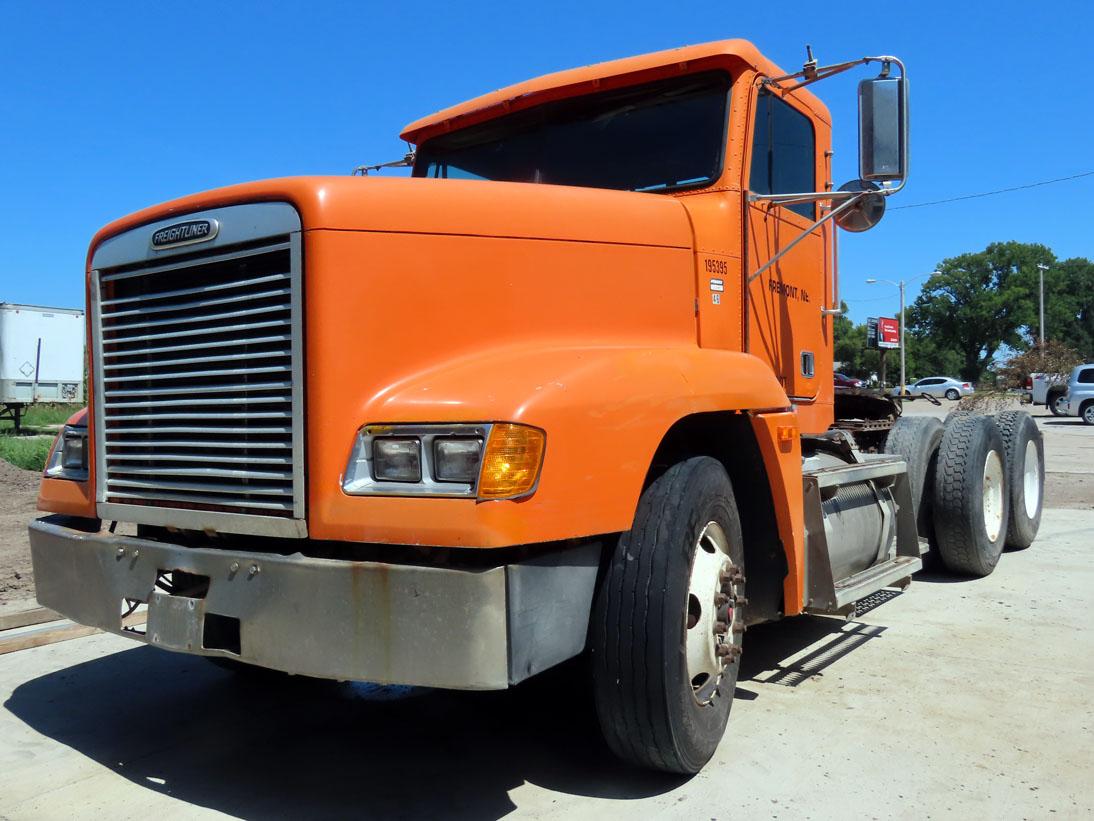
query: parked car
834 372 863 388
1025 372 1070 416
1064 363 1094 425
890 376 973 400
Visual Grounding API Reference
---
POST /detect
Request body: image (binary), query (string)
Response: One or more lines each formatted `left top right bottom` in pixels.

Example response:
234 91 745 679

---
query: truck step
806 555 921 615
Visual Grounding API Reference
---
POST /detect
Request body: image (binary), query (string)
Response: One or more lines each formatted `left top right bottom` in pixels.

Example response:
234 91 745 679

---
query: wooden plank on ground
0 622 101 655
0 612 147 655
0 606 61 632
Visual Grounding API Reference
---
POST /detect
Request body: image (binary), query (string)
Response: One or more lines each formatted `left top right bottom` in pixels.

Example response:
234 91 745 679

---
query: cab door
743 87 833 432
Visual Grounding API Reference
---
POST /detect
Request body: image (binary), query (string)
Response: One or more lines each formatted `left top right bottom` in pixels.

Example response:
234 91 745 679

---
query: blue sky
2 0 1091 323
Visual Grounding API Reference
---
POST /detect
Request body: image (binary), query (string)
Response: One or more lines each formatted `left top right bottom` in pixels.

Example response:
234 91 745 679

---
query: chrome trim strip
93 204 298 269
97 503 307 538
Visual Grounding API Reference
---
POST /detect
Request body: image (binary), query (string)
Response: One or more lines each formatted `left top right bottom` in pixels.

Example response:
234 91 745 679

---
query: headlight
433 438 483 483
372 438 422 482
44 425 89 481
342 423 543 500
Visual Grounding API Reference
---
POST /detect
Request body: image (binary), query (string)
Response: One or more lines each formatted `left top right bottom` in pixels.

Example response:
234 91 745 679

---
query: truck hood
88 176 695 256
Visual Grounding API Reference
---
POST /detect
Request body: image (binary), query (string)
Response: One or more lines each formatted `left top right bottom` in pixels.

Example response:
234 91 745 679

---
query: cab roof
400 39 831 146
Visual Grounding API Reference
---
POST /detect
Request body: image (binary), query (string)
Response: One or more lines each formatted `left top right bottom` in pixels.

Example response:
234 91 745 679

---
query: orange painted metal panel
304 225 787 545
36 407 95 518
401 39 830 146
750 411 805 615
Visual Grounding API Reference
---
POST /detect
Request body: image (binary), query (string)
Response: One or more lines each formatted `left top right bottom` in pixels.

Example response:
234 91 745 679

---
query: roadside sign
877 317 900 349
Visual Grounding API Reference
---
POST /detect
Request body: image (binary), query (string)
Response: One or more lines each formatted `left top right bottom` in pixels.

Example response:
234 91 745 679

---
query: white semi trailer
0 302 85 431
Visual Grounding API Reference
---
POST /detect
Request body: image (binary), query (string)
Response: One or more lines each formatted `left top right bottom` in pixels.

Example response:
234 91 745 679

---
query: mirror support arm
746 193 868 284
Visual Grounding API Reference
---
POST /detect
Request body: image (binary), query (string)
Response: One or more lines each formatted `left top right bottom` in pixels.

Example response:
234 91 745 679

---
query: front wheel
945 388 960 401
1082 401 1094 426
591 456 745 774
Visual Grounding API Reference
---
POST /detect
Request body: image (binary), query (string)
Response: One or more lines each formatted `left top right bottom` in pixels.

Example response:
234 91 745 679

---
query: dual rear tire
885 410 1044 577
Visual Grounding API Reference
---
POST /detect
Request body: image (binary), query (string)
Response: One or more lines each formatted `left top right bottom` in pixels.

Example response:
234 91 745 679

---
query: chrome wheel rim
685 521 740 705
982 450 1005 542
1085 405 1094 424
1023 439 1040 519
1054 395 1068 415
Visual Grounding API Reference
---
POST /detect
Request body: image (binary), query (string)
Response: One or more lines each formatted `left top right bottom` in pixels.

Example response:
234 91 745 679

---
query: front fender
309 345 789 546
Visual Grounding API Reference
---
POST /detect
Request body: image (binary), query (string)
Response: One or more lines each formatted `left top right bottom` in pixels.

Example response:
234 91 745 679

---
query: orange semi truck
30 39 1045 774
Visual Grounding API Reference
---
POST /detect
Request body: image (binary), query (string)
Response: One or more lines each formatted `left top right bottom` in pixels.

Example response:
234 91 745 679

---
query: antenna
803 45 818 81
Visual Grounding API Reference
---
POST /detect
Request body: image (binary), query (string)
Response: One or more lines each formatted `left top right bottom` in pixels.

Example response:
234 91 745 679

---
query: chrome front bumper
29 516 600 690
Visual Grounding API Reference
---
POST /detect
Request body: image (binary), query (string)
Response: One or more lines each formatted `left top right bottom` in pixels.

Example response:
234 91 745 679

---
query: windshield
413 72 730 193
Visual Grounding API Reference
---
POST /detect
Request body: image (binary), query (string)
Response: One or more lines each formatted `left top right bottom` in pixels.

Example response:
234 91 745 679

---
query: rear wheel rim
1085 405 1094 424
982 450 1005 542
1054 395 1068 414
1023 438 1040 519
686 521 737 705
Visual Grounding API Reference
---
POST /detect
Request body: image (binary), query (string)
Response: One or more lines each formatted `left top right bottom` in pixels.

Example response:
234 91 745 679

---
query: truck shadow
4 614 885 818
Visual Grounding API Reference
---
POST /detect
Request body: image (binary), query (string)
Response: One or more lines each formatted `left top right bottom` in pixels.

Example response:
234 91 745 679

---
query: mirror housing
858 72 906 182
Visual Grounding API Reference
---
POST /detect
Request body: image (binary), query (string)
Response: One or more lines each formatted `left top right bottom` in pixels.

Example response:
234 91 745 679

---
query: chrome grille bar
90 202 305 536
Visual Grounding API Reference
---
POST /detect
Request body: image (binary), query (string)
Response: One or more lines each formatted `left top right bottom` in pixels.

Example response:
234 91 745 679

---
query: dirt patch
1045 472 1094 510
0 460 41 608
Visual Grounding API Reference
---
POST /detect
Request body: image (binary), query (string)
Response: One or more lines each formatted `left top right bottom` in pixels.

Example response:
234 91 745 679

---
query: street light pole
899 280 906 396
866 271 940 396
1036 263 1049 350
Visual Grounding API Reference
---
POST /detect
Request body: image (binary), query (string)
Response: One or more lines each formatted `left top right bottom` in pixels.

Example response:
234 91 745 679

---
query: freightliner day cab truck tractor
31 39 1046 774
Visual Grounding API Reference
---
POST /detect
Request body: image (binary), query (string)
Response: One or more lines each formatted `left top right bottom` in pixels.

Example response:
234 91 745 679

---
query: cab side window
750 91 816 219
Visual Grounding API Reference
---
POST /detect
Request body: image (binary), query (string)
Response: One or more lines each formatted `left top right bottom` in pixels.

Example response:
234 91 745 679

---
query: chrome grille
90 203 305 535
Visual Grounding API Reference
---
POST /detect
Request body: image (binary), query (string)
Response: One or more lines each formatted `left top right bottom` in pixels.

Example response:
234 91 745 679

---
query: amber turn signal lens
477 424 545 500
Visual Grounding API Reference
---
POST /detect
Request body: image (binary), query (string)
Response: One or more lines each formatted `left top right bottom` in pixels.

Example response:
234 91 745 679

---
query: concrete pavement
1 506 1092 819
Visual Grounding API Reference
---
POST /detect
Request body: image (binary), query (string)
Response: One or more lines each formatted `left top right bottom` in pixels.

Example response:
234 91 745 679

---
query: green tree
907 242 1054 382
1039 257 1094 357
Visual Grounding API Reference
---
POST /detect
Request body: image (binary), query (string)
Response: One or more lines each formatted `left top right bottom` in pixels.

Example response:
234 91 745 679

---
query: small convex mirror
858 72 906 182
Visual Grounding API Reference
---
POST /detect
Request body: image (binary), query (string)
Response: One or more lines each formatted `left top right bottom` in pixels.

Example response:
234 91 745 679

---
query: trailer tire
931 415 1009 577
995 411 1043 550
884 415 943 538
591 456 745 774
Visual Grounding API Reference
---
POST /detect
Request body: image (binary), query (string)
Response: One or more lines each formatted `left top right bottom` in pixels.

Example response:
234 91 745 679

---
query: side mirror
858 72 907 182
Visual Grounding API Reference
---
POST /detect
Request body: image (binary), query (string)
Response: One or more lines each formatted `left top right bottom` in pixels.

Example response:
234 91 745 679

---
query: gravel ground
0 460 41 609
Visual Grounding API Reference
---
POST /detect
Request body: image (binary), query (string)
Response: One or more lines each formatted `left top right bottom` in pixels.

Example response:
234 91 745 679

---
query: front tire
591 456 745 774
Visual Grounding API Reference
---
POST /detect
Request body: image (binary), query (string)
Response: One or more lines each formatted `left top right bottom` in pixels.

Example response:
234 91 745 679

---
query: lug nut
716 645 741 661
715 593 729 606
732 623 747 634
713 620 728 635
736 596 750 607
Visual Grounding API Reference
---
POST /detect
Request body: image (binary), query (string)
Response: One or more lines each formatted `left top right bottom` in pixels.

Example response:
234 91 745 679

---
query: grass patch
0 435 55 472
0 402 82 434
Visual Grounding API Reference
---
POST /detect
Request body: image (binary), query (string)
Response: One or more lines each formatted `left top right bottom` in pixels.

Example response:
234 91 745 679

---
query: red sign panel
878 317 900 349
